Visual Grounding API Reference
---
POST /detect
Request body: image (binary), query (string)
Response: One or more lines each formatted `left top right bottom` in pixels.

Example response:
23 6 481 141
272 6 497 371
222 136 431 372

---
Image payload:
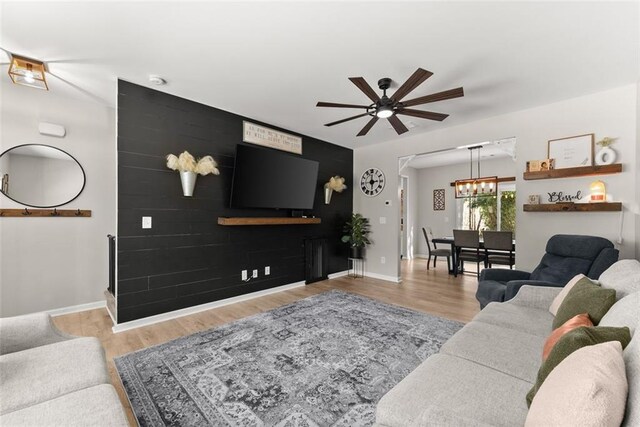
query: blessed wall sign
547 190 583 203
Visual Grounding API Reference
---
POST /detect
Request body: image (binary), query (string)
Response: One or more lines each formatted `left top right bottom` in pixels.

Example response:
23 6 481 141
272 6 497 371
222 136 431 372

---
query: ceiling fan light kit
317 68 464 136
8 54 48 90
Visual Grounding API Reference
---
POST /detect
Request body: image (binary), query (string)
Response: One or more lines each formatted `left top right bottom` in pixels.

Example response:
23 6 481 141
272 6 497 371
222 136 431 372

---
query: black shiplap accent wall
117 80 352 323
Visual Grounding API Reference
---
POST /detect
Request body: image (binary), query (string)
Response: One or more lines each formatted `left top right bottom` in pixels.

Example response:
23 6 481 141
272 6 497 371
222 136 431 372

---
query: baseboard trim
48 300 106 317
365 272 402 284
414 253 429 259
328 270 348 279
112 281 306 333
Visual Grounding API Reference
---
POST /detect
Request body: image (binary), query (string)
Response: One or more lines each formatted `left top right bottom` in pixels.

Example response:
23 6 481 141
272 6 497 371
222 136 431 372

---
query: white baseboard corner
112 280 306 333
364 271 402 284
328 270 348 279
47 300 106 317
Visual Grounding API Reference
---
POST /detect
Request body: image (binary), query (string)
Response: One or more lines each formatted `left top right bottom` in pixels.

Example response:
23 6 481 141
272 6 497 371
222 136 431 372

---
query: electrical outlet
241 270 248 281
142 216 152 229
379 216 386 224
252 269 258 278
265 266 270 275
381 256 386 264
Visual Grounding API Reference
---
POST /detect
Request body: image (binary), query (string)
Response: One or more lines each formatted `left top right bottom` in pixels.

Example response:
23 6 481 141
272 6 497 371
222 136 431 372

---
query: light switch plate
142 216 152 229
379 216 386 224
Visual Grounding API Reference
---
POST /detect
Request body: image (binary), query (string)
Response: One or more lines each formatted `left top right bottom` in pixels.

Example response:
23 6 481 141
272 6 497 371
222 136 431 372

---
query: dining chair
482 230 515 269
453 229 486 277
422 227 451 271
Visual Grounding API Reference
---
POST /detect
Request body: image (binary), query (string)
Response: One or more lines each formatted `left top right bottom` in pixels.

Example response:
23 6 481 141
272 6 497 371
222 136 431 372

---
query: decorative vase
180 171 197 197
595 146 616 165
324 187 333 205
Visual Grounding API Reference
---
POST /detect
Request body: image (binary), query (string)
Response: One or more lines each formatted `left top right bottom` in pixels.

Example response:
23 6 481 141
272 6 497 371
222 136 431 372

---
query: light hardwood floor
53 259 480 425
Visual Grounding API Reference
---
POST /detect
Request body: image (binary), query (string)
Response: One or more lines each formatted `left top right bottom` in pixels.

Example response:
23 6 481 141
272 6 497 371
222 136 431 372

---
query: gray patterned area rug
115 290 463 426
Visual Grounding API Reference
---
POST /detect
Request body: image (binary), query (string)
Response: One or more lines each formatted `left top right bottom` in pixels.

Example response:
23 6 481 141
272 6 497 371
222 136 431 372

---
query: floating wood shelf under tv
523 202 622 212
523 163 622 180
217 217 322 226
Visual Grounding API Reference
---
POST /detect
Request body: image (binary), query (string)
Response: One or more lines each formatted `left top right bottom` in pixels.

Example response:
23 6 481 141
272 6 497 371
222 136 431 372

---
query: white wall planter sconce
166 151 219 197
324 176 347 204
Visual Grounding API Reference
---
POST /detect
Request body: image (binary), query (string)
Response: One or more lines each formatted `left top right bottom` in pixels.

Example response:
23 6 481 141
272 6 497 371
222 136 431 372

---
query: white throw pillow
549 274 586 316
525 341 628 427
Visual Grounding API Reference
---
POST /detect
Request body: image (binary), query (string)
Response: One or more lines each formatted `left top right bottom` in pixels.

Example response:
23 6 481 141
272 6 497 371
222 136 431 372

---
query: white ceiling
1 2 638 149
407 138 516 169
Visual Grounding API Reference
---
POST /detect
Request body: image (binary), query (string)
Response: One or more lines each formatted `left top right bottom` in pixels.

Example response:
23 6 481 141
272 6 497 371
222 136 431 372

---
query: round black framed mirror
0 144 86 208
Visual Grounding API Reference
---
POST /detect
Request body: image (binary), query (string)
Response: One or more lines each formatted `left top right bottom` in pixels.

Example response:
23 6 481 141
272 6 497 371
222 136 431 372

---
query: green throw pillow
526 325 631 407
552 277 616 329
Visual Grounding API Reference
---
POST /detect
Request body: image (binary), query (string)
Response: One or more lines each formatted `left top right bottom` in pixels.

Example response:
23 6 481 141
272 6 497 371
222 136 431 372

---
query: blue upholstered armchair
476 234 618 308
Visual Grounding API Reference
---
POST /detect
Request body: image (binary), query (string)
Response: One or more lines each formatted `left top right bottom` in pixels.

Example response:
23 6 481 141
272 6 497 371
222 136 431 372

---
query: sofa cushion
599 259 640 300
440 322 543 383
525 341 627 427
543 313 593 360
526 326 631 406
599 291 640 427
473 302 554 337
375 353 530 427
530 253 592 283
0 384 128 427
0 337 110 414
548 273 586 316
552 277 616 329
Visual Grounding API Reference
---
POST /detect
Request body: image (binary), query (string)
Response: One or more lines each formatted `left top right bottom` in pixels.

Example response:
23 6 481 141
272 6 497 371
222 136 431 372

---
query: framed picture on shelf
433 189 445 210
547 134 594 169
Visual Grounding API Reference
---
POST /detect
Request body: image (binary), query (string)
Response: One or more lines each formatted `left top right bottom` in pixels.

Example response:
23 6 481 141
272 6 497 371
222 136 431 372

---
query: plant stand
348 257 364 278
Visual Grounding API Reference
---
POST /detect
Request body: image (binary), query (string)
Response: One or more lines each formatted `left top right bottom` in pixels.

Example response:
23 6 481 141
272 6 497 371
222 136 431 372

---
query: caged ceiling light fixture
8 54 48 90
455 145 498 198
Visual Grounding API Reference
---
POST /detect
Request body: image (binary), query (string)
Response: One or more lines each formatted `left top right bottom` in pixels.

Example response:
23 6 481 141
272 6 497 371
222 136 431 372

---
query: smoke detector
148 75 166 85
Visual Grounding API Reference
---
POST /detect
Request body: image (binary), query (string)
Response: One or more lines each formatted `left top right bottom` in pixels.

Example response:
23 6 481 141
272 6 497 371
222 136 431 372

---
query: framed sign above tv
243 121 302 155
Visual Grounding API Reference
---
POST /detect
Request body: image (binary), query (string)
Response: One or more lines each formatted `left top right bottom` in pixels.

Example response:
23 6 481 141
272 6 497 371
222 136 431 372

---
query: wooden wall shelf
523 202 622 212
523 164 622 181
217 217 321 226
0 208 92 217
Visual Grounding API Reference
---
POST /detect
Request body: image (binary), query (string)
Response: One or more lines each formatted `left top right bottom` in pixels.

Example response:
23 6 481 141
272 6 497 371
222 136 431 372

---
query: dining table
431 236 516 275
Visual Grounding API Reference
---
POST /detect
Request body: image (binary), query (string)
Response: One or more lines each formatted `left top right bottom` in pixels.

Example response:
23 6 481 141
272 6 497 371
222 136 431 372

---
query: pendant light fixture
8 54 48 90
454 145 498 198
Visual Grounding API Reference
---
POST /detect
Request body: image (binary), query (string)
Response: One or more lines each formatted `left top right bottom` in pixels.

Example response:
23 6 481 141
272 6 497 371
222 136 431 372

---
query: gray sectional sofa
0 312 128 426
376 259 640 426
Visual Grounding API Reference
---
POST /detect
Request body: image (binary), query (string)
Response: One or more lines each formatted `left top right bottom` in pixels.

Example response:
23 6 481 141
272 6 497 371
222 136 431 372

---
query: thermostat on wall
38 122 66 138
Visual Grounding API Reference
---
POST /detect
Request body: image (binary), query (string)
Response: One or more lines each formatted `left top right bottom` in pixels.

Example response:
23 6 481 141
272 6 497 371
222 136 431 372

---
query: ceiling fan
316 68 464 137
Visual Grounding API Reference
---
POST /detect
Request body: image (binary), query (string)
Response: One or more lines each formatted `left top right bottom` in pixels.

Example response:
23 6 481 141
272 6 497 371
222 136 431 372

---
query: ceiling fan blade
388 115 409 135
390 68 433 102
397 109 449 121
316 101 370 109
402 87 465 107
324 112 371 127
348 77 380 103
357 116 379 136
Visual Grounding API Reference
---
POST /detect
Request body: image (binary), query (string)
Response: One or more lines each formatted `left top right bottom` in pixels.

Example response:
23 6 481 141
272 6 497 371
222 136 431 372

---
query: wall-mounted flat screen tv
230 144 319 210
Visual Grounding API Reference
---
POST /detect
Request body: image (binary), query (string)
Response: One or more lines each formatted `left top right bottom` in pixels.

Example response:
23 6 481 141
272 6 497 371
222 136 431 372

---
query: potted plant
341 213 371 259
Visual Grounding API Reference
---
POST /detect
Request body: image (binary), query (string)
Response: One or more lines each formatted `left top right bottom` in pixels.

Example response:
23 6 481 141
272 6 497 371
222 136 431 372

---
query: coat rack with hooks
0 208 91 217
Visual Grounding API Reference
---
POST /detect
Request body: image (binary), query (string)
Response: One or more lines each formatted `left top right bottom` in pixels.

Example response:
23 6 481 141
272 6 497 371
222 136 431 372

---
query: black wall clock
360 168 385 197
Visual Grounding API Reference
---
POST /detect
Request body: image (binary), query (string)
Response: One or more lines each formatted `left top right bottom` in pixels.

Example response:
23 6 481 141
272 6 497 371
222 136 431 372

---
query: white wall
414 156 517 256
401 166 418 259
354 84 638 280
0 81 115 316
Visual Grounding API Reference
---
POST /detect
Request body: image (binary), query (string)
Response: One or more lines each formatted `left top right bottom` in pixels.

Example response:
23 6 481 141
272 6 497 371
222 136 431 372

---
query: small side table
348 257 364 278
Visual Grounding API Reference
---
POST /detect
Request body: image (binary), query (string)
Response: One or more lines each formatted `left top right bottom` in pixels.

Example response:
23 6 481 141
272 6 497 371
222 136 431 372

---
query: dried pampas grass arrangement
325 176 347 192
166 151 220 176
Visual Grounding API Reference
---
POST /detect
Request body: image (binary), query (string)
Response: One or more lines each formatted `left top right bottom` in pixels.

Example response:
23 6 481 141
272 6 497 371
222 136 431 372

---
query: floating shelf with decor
523 163 622 181
523 202 622 212
217 217 321 226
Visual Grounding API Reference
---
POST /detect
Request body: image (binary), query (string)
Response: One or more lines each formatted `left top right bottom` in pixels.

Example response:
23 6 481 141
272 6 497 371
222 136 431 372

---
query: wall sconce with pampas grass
166 151 220 196
324 176 347 204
